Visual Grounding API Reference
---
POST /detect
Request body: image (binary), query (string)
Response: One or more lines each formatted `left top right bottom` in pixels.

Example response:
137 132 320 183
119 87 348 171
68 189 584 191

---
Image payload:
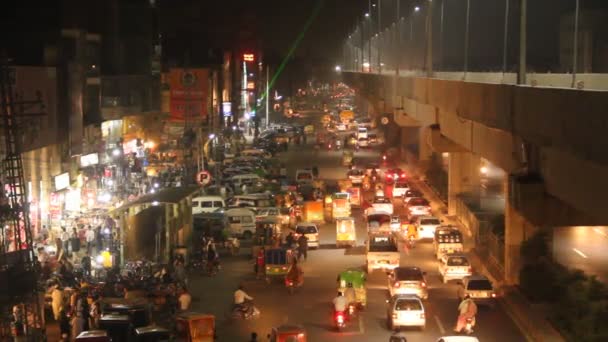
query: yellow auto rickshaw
269 324 307 342
342 150 353 167
336 217 356 248
265 247 294 283
175 312 215 342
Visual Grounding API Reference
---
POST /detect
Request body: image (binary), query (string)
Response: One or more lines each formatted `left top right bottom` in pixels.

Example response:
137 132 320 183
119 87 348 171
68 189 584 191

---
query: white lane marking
573 248 588 258
593 227 608 238
358 314 365 334
434 315 446 334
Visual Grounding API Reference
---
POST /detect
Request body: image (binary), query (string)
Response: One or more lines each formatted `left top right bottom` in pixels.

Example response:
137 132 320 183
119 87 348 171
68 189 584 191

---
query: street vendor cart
175 312 215 342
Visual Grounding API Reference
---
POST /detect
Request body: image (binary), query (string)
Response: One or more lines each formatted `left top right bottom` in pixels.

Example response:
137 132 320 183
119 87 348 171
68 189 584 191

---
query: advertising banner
169 68 209 121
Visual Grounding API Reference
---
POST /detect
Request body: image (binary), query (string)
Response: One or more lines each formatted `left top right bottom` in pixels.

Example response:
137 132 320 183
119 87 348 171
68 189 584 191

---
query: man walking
85 226 95 254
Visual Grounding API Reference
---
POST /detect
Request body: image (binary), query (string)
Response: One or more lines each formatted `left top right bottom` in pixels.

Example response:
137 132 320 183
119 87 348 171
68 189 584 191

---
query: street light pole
463 0 471 79
502 0 510 76
571 0 580 88
378 0 382 73
439 0 444 70
518 0 527 84
368 0 372 71
265 65 270 128
426 0 434 77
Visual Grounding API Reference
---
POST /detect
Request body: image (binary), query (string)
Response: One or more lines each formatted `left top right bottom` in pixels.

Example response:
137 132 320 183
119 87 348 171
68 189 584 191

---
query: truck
331 192 351 221
339 110 355 124
366 232 400 273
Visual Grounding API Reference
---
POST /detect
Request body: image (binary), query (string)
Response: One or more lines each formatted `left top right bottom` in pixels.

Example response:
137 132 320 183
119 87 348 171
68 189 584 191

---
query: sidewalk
403 163 565 342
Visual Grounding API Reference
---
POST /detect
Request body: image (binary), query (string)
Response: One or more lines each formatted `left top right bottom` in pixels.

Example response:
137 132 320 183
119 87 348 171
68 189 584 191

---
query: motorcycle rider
332 291 348 315
454 294 477 333
286 259 303 286
234 284 254 317
343 282 357 309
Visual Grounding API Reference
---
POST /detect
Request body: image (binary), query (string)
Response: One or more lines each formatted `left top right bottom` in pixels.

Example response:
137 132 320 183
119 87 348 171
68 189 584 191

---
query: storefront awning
112 186 200 213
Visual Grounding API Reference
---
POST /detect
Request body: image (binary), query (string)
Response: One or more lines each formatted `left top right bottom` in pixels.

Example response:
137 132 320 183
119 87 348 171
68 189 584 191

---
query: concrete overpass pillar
419 126 433 166
504 176 540 285
400 127 419 164
447 152 481 215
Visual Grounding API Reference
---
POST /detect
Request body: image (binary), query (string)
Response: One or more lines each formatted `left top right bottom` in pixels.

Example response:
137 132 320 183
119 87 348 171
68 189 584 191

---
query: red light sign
243 53 255 62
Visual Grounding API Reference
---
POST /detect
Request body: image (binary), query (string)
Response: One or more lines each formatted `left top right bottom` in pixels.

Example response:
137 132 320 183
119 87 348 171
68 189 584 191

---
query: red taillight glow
468 267 473 273
394 282 400 288
336 314 344 323
421 282 427 288
491 293 497 298
419 313 425 319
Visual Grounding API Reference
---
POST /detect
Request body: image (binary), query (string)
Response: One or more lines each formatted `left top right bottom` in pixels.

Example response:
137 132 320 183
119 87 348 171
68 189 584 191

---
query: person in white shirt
332 292 348 313
234 285 253 305
59 227 70 255
85 226 95 254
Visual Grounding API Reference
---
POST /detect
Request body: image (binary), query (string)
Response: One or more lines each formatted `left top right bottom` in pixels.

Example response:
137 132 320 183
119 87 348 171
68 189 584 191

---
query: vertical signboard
169 68 209 121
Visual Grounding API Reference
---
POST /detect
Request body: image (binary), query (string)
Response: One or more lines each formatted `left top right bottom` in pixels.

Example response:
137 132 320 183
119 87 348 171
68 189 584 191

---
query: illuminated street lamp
335 65 342 72
414 6 420 12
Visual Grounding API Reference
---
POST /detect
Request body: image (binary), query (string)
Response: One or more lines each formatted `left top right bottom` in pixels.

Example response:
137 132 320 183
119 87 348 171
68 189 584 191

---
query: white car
387 267 429 299
347 169 364 185
386 295 426 330
403 189 423 204
406 197 431 217
294 223 319 248
437 337 480 342
357 127 368 139
336 122 347 131
415 216 441 239
438 254 473 284
392 181 410 198
357 137 369 148
372 197 394 215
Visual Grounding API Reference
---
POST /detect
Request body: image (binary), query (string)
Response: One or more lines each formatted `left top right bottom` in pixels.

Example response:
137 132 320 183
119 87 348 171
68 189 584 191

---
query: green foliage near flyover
520 231 608 341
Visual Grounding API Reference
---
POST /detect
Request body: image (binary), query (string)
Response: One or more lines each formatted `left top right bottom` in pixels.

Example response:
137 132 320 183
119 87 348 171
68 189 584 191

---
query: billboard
169 68 209 121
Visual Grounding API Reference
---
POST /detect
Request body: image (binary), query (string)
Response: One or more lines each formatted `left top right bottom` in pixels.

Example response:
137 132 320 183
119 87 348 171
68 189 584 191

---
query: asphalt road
553 225 608 282
186 111 525 341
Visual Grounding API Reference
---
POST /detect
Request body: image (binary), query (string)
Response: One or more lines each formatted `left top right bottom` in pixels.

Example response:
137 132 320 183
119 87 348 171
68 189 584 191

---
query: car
336 122 347 131
457 275 498 307
255 207 291 226
295 169 314 184
415 216 442 239
390 216 401 232
386 294 426 330
406 197 431 217
388 267 429 299
294 222 320 248
368 133 378 145
436 337 480 342
438 254 473 284
372 196 394 215
365 163 382 176
403 189 422 204
357 137 369 148
392 181 410 198
347 169 364 185
385 168 406 183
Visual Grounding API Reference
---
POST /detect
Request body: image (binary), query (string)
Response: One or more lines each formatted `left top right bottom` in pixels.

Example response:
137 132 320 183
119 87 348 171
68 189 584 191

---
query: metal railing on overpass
342 0 608 91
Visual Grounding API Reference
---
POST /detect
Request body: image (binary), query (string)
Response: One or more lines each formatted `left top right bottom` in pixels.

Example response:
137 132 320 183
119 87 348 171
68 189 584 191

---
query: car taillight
421 282 426 288
392 313 398 319
468 267 472 273
419 313 425 319
387 174 393 178
491 293 497 298
394 282 400 288
282 266 288 270
336 313 344 323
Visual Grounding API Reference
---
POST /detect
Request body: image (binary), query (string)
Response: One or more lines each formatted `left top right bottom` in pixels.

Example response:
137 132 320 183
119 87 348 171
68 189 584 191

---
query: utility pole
518 0 527 84
378 0 382 73
571 0 580 88
426 0 434 77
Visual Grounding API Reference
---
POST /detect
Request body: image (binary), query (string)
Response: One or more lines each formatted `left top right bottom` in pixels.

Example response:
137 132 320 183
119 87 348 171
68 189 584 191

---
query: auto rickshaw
134 326 171 342
265 248 294 283
268 324 307 342
252 218 282 258
175 312 215 342
336 217 356 248
75 330 111 342
337 269 367 308
342 150 353 167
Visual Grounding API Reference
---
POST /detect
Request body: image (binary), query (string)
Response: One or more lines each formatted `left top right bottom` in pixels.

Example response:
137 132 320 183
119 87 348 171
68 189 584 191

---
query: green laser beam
259 0 325 106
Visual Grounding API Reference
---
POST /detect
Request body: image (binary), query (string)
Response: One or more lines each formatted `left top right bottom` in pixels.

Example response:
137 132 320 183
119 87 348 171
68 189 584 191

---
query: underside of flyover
345 71 608 285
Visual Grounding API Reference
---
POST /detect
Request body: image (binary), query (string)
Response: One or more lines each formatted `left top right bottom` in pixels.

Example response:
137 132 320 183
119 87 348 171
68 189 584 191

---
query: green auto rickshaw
337 269 367 308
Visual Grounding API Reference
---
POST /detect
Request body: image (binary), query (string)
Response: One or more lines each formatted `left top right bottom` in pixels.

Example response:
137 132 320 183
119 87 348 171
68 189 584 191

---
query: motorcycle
407 235 416 249
348 303 357 317
231 300 260 320
334 310 347 331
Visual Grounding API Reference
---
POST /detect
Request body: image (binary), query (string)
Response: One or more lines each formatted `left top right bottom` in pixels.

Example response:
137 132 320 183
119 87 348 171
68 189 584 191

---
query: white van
229 174 262 187
227 194 273 209
357 127 368 139
224 208 256 239
192 196 225 214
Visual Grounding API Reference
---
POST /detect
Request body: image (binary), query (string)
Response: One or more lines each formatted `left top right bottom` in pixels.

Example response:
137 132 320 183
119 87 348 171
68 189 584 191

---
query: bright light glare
363 62 370 68
335 65 342 72
414 6 421 12
112 148 121 156
152 201 159 206
209 133 216 139
365 12 370 17
480 166 488 175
